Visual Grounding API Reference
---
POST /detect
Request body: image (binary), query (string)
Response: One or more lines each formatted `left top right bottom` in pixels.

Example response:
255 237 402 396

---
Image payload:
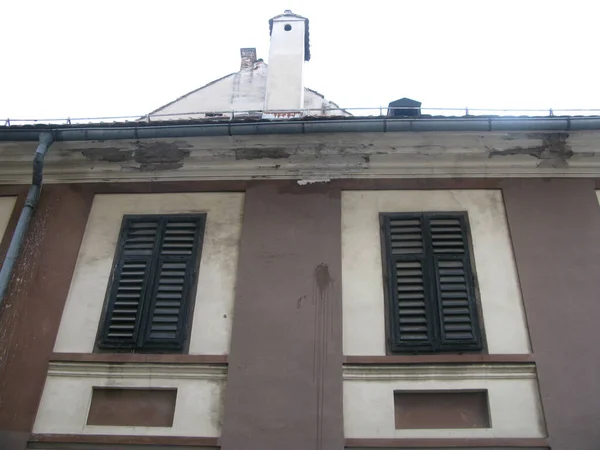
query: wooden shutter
383 212 481 353
142 217 203 349
428 215 481 350
99 215 205 351
384 215 436 352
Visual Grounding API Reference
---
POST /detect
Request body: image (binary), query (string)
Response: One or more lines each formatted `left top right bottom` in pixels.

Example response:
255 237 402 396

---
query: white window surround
33 362 225 436
53 192 244 355
342 190 531 355
0 196 16 244
343 364 545 438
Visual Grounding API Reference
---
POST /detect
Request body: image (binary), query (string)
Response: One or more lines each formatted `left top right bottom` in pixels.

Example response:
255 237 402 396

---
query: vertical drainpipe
0 132 54 303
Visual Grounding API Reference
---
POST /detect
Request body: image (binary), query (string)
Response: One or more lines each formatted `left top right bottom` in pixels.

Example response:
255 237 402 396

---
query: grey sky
2 0 599 121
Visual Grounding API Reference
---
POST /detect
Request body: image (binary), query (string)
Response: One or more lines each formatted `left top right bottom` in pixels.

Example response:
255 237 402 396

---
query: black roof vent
387 98 421 117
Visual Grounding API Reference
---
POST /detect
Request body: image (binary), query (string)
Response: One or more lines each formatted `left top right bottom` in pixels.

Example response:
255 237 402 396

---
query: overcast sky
1 0 599 122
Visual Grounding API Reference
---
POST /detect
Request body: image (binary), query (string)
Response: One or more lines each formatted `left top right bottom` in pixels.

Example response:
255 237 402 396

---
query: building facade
0 10 599 450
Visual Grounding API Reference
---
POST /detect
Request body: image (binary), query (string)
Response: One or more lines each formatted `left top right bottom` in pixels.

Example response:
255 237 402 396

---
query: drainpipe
0 132 53 303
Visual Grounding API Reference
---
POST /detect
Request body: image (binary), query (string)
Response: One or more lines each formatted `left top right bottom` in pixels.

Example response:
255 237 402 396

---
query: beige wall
343 364 545 438
0 196 15 243
342 190 530 356
53 192 244 355
33 362 225 436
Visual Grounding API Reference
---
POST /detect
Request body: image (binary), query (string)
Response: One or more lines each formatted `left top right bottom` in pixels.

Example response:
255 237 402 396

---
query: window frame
96 213 206 353
380 211 483 354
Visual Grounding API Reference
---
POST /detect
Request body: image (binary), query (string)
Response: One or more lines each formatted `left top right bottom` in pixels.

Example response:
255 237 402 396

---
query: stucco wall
341 190 530 355
148 62 345 120
33 362 225 436
0 196 15 243
53 192 244 355
265 17 306 110
343 364 545 439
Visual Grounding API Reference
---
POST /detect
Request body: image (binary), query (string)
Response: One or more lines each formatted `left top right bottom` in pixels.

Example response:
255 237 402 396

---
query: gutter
0 132 53 303
1 117 600 142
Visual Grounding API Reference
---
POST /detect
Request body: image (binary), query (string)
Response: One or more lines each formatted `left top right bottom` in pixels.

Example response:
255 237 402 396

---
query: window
98 214 205 351
381 212 482 353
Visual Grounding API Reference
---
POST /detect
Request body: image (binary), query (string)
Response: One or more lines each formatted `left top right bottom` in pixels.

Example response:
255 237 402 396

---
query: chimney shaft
240 48 257 70
265 11 308 111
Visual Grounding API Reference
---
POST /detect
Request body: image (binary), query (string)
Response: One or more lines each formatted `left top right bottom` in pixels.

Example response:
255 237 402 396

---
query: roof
3 115 600 142
146 71 238 117
269 10 310 61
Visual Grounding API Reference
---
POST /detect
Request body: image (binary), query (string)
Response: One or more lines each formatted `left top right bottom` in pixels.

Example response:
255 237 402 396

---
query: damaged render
82 141 191 171
488 133 574 168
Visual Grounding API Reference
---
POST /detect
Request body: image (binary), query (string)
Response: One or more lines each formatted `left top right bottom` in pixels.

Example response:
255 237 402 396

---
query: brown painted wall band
344 354 534 364
345 437 549 448
0 185 95 442
502 179 600 450
29 433 219 446
50 352 228 364
220 181 344 450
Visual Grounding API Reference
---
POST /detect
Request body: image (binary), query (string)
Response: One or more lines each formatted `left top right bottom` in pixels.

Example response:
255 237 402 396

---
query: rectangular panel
87 387 177 427
394 391 489 429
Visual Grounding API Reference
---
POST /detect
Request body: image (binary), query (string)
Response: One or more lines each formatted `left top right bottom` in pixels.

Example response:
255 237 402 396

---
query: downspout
0 132 53 303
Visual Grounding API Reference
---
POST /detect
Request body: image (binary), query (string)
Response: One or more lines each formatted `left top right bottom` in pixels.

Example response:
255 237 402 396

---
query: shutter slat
430 218 466 254
100 257 150 347
393 259 434 348
389 217 424 255
435 255 480 348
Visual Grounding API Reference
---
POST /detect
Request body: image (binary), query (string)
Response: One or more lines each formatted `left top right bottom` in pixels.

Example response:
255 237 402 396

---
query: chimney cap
240 47 257 70
268 10 310 61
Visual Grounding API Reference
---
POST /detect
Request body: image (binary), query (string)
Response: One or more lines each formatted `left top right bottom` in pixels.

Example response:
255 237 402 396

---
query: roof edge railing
4 106 600 126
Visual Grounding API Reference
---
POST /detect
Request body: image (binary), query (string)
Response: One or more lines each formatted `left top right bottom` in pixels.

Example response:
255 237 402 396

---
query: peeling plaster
82 148 133 163
234 148 290 160
297 178 331 185
133 141 191 171
488 133 573 168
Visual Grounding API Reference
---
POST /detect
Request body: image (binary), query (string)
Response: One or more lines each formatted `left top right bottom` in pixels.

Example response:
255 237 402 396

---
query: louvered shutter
428 215 481 350
384 215 436 351
100 219 161 348
142 217 204 349
383 212 481 353
99 215 205 351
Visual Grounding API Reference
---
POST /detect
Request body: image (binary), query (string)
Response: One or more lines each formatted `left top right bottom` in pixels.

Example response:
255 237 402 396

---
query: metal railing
4 106 600 126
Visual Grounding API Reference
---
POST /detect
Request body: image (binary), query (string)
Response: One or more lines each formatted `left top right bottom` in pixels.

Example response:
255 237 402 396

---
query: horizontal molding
47 361 227 380
343 363 537 381
29 433 219 447
2 130 600 184
4 164 600 184
345 437 549 448
50 352 228 364
344 354 534 365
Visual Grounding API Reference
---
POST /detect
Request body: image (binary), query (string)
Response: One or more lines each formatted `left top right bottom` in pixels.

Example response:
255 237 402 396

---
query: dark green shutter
99 215 205 351
383 212 481 353
384 215 435 351
142 218 203 349
428 215 481 350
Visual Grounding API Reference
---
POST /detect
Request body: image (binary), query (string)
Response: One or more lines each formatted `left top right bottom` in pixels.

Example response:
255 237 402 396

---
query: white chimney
264 10 309 112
